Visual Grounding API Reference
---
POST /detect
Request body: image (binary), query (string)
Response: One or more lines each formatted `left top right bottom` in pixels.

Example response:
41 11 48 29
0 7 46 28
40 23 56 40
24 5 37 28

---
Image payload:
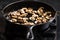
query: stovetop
0 0 58 40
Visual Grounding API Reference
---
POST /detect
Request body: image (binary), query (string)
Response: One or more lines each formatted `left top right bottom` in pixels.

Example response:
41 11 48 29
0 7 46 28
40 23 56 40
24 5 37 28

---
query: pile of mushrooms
6 7 52 25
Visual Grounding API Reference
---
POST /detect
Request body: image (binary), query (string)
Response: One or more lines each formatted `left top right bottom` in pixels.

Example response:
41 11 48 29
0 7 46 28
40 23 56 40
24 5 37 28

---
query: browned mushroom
29 17 35 21
42 18 47 23
6 7 52 25
37 7 44 15
9 18 17 22
26 8 33 13
35 20 42 24
24 22 35 25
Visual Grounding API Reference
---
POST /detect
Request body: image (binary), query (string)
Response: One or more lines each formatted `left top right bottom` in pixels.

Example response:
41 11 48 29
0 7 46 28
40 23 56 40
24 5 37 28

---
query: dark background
0 0 60 11
0 0 60 40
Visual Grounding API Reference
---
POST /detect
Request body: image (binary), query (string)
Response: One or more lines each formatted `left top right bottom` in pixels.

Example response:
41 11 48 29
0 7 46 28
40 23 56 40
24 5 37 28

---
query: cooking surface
0 0 59 40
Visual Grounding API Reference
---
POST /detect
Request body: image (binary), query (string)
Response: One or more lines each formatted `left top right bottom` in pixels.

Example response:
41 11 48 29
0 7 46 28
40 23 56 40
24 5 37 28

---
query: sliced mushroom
37 7 44 15
42 18 47 23
11 15 17 18
45 15 50 19
36 17 42 20
32 14 38 18
23 18 28 22
26 8 33 13
20 13 28 17
17 19 24 23
10 11 18 16
17 17 23 20
29 17 35 21
20 9 25 13
24 22 35 25
46 11 51 13
43 12 47 16
16 12 20 16
9 18 17 22
35 20 42 24
32 10 37 13
49 14 52 17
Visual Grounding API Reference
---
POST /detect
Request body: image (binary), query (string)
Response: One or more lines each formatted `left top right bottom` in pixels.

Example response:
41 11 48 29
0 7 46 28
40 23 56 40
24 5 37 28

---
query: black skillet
1 1 56 40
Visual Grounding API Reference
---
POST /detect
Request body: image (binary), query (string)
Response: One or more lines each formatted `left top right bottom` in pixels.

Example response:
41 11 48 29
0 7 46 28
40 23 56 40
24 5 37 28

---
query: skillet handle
27 26 34 40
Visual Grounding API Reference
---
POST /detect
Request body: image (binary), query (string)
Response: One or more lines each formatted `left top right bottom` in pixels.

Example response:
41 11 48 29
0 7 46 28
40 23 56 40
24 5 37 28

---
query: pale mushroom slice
9 18 17 23
37 7 44 15
45 15 52 20
10 11 20 18
20 13 28 17
11 15 17 19
45 15 50 19
42 18 47 23
23 22 35 25
29 17 35 21
22 18 28 23
17 17 23 20
19 8 27 13
10 11 18 16
35 20 42 24
17 19 24 23
26 8 33 13
42 12 47 16
17 17 28 23
32 10 37 13
20 9 25 13
36 17 42 20
32 14 38 18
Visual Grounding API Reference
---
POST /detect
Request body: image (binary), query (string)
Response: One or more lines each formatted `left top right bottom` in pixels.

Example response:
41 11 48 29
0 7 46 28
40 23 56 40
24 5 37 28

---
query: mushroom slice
29 17 35 21
33 10 37 13
16 12 20 16
43 12 47 16
20 9 25 13
36 17 42 20
18 19 24 23
17 17 23 20
9 19 17 22
35 20 42 24
24 22 35 25
20 7 28 13
42 18 47 23
37 7 44 15
11 16 17 19
23 18 28 22
45 15 52 20
10 11 18 16
26 8 33 13
49 14 52 17
20 13 28 17
46 11 51 13
28 8 33 11
32 14 38 18
22 7 27 10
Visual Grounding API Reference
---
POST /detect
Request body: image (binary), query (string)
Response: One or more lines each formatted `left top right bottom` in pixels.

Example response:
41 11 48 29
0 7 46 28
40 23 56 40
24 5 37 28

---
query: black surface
0 0 60 11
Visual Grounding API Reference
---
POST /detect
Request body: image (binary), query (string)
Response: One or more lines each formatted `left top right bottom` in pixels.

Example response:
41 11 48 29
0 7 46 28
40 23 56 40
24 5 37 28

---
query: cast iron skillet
1 1 56 40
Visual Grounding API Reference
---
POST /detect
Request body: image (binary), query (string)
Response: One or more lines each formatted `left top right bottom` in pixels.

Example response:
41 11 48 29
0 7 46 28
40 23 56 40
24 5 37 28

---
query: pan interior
3 1 56 26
